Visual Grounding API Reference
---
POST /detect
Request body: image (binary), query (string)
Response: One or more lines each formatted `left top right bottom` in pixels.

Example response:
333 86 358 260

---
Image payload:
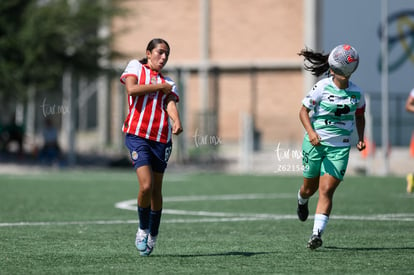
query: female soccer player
120 38 183 256
405 87 414 193
296 44 366 249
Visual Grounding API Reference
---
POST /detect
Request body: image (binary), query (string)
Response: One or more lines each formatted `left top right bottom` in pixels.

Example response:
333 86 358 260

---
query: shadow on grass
325 246 414 251
163 251 274 257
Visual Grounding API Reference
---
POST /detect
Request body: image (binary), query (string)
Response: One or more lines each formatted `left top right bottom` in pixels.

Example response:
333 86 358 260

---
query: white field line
0 220 138 227
164 193 296 202
1 214 414 227
114 193 295 211
1 193 414 227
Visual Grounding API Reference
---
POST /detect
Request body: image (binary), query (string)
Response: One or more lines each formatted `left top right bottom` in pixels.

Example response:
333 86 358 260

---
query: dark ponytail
139 57 148 64
139 38 170 64
298 48 330 77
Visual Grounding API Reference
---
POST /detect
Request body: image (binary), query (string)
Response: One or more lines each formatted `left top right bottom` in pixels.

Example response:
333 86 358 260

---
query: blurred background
0 0 413 175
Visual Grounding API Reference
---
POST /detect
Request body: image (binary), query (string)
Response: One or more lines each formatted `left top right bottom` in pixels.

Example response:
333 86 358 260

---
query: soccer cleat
297 201 309 222
135 229 149 251
307 233 323 250
406 173 413 193
140 234 157 256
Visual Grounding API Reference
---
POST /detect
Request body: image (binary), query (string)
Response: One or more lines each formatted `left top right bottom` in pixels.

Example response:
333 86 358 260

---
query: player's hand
308 131 321 146
160 83 172 95
357 140 366 151
172 121 183 135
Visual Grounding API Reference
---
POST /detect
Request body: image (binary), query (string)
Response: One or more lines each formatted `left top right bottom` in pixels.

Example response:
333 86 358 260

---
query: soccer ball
328 44 359 77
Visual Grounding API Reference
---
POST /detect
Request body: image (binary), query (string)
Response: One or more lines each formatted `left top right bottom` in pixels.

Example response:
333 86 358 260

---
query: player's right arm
299 105 321 146
300 82 323 146
124 76 172 97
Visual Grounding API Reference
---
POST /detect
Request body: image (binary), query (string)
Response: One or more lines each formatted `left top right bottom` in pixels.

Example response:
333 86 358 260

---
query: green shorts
302 139 350 181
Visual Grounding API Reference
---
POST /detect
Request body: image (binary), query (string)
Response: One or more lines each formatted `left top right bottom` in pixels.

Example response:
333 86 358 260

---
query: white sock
138 228 149 235
313 214 329 235
147 234 157 247
297 190 308 205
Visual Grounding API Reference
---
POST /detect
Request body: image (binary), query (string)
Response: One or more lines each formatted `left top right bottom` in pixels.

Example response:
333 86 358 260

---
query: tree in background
0 0 125 100
0 0 126 158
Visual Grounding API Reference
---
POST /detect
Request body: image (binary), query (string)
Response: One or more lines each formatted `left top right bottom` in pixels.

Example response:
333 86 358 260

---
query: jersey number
334 104 351 117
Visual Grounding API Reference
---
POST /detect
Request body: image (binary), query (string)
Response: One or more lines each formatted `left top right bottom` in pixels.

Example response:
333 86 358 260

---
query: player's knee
318 184 336 199
139 181 152 194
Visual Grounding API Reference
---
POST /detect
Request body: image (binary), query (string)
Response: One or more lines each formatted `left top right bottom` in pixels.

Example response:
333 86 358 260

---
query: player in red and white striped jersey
120 38 183 256
121 60 179 143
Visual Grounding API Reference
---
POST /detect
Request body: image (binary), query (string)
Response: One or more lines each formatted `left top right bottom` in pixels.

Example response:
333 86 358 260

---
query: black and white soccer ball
328 44 359 77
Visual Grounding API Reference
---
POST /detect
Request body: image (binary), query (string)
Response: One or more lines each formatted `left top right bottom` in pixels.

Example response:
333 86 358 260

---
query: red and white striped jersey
120 60 179 144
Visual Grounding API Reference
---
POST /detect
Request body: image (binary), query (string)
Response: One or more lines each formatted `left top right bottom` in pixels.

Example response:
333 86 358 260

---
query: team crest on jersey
151 76 157 84
308 98 316 106
305 95 315 106
350 95 358 104
131 150 138 161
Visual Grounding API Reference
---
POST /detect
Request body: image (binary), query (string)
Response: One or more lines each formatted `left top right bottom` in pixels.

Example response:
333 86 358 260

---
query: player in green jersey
405 88 414 193
296 44 366 250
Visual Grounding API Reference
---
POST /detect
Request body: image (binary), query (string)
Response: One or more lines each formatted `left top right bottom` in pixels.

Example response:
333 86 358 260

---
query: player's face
330 69 349 89
147 43 169 72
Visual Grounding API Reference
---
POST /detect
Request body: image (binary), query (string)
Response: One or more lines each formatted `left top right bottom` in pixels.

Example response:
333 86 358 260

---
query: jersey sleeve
164 77 180 103
302 83 322 110
410 88 414 98
355 89 366 115
120 59 141 84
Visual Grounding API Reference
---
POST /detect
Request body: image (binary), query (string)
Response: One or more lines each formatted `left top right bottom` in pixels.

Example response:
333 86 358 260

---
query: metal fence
367 91 414 146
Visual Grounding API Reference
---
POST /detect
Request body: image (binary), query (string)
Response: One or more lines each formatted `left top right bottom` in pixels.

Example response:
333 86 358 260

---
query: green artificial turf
0 170 412 274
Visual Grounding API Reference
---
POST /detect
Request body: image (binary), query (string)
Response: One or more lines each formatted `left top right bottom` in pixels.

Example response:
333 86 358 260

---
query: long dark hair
298 48 330 77
139 38 170 64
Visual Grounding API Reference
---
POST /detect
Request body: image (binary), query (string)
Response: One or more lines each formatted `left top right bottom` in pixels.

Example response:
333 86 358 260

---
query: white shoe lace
136 229 148 243
147 234 157 248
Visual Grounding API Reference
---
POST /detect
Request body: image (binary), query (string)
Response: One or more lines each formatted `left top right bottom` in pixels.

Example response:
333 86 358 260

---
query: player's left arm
166 95 183 135
405 94 414 113
355 106 366 151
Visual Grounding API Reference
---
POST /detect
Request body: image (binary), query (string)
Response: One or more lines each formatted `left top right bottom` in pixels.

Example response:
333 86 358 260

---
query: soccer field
0 170 413 274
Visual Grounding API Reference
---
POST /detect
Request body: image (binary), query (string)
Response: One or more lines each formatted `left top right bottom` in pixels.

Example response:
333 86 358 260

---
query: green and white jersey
409 88 414 98
302 77 365 147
